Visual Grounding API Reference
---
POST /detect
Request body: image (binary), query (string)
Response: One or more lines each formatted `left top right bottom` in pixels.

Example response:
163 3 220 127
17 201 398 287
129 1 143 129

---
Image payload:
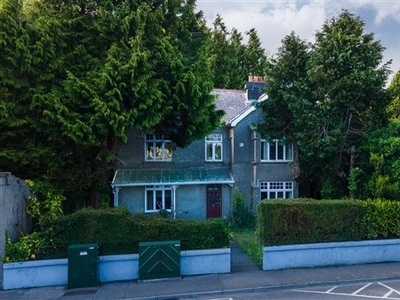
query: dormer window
145 134 172 161
261 139 293 162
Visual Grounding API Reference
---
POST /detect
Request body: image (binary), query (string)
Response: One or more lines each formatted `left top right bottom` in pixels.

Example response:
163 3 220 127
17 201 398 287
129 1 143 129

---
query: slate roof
213 79 266 124
212 89 250 123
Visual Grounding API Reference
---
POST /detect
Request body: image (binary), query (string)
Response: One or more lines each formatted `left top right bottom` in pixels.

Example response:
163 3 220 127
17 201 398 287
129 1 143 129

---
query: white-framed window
260 181 293 200
261 139 293 162
145 134 172 161
205 134 223 162
145 185 173 212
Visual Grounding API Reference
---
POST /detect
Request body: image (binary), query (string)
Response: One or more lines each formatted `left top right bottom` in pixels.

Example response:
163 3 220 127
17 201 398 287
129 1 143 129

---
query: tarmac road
192 279 400 300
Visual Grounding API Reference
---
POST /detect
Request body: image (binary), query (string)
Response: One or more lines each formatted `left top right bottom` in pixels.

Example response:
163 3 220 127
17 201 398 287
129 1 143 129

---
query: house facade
111 76 298 220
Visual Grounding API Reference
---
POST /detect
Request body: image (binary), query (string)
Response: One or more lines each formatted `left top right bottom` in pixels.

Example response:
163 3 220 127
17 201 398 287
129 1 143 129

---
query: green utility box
139 240 181 280
68 243 99 289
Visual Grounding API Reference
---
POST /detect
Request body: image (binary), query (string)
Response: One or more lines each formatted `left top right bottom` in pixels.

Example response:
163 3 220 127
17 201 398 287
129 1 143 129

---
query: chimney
245 75 267 101
247 75 267 83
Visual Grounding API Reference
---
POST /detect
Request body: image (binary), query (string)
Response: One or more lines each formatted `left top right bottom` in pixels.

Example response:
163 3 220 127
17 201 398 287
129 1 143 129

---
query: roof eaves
112 179 235 187
230 104 257 127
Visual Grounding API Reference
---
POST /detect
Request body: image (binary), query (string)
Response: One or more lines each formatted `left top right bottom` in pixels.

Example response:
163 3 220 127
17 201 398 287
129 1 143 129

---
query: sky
196 0 400 84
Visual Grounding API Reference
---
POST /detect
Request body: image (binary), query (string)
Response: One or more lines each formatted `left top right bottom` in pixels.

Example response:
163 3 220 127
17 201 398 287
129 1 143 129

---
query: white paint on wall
263 239 400 271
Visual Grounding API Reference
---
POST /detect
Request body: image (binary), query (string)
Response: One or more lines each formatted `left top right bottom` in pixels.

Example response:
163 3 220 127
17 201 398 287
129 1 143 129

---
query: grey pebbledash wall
0 172 32 290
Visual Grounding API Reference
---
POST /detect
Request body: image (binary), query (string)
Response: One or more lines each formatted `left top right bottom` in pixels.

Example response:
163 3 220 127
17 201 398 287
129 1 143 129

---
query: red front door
206 185 222 218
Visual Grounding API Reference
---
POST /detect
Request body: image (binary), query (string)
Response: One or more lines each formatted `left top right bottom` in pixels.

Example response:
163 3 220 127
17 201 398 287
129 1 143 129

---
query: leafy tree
256 32 313 188
244 28 268 78
210 15 267 89
309 11 391 198
225 28 247 89
349 69 400 200
210 14 234 89
257 11 391 198
387 69 400 119
355 121 400 200
0 0 223 209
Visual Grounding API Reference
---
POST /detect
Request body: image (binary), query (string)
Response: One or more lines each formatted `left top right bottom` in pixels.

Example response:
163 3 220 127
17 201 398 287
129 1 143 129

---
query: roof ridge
212 88 244 93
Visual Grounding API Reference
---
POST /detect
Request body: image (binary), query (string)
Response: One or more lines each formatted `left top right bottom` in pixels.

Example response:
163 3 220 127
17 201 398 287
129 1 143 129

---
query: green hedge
258 198 400 246
257 199 366 246
362 199 400 239
5 208 232 262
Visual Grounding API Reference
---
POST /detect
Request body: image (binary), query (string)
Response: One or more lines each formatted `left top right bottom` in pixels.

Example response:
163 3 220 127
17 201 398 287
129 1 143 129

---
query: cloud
366 1 400 24
198 1 327 55
196 0 400 77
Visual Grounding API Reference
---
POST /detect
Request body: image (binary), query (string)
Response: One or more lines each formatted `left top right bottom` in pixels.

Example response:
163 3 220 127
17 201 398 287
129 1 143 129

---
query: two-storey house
111 76 298 219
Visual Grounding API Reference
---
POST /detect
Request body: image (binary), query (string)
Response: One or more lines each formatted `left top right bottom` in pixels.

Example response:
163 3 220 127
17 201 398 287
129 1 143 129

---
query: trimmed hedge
362 199 400 239
258 198 400 246
5 208 232 261
257 198 366 246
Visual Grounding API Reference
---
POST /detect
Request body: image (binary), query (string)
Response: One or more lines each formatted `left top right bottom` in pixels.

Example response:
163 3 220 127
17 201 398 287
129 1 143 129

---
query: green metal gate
139 240 180 280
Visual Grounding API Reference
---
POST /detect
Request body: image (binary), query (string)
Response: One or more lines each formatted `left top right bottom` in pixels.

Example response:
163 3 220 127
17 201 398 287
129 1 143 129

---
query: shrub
25 180 65 231
4 231 48 262
232 188 256 229
361 199 400 239
257 199 366 246
5 208 232 261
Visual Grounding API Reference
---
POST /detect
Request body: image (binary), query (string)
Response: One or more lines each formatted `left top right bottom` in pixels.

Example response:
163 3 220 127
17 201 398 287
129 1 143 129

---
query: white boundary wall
3 248 230 290
263 239 400 271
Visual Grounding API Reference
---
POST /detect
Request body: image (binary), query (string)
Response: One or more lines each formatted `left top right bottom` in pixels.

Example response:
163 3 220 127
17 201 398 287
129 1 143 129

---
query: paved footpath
2 244 400 300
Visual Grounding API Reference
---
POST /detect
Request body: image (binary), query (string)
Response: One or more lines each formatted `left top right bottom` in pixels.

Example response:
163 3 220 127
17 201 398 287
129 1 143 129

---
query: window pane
286 143 293 160
277 144 284 160
206 143 213 160
146 191 154 211
261 192 268 200
155 190 162 210
285 191 293 199
215 143 222 160
206 134 222 142
269 142 276 160
164 142 172 160
155 142 163 159
270 192 277 199
165 190 172 209
147 143 154 160
277 191 284 198
261 141 266 160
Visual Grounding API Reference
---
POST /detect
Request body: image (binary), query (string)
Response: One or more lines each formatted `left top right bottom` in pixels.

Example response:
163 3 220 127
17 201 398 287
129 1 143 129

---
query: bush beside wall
257 199 366 246
361 199 400 239
5 208 231 262
258 198 400 246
